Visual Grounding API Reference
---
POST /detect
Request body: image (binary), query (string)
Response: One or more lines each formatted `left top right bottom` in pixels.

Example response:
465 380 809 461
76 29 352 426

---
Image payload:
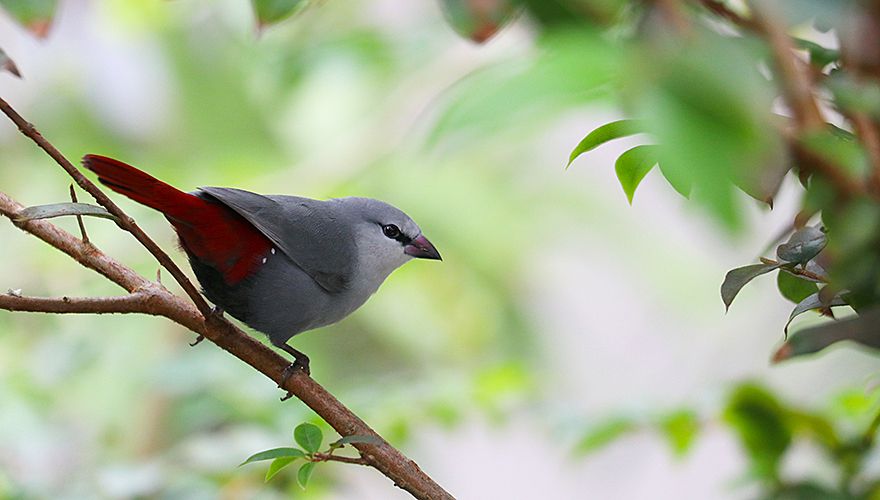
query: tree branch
0 292 159 315
0 98 453 500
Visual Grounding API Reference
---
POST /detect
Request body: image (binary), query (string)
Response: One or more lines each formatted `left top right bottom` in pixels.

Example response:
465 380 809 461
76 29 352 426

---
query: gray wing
198 187 354 293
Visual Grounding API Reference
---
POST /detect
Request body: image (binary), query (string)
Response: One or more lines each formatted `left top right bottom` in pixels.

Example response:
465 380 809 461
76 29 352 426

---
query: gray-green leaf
297 461 317 489
14 202 119 223
567 119 644 168
721 263 783 311
294 423 323 454
615 145 658 204
776 307 880 362
265 456 300 482
776 226 826 264
784 291 848 335
241 447 306 466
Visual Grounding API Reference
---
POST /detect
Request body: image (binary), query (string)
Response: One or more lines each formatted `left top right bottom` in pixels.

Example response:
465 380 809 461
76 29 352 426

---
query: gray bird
82 154 441 377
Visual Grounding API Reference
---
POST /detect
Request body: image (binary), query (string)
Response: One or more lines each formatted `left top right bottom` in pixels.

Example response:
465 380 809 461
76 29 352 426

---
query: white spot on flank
262 257 267 264
271 248 276 254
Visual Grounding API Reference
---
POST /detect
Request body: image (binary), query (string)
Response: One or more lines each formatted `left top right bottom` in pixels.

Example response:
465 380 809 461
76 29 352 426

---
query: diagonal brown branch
0 99 453 500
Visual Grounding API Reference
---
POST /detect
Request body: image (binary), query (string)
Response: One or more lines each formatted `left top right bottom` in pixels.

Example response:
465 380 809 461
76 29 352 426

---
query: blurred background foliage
2 0 880 498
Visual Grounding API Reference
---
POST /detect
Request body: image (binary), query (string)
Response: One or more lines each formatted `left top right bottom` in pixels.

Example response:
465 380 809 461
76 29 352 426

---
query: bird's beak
405 234 441 261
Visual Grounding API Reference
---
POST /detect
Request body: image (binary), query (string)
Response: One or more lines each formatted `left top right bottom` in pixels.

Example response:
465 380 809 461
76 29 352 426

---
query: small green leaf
575 418 637 455
438 0 521 43
777 271 819 304
251 0 306 27
331 434 383 449
0 0 57 37
614 145 658 204
658 410 699 458
793 38 839 68
265 456 299 482
775 308 880 363
241 447 306 466
783 291 848 335
297 461 317 489
776 226 826 264
723 383 792 480
567 119 644 167
14 202 120 223
721 263 783 311
294 423 323 454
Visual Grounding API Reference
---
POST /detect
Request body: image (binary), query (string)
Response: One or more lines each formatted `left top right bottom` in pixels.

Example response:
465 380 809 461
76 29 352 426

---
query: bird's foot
192 307 224 347
189 335 205 347
278 354 310 402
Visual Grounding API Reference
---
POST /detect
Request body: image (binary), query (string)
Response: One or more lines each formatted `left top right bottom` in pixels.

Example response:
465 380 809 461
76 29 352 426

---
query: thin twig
68 184 89 244
695 0 759 32
0 292 157 315
313 452 370 466
759 257 828 283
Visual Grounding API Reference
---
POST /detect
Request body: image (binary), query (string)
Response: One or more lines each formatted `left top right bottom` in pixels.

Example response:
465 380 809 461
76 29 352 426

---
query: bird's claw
278 358 310 401
189 335 205 347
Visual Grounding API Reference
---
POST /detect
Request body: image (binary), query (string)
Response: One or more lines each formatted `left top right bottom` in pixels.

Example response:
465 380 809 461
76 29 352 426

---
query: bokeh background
0 1 878 498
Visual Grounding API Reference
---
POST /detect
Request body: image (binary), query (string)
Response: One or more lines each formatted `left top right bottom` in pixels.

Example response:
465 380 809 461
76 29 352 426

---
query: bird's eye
382 224 401 239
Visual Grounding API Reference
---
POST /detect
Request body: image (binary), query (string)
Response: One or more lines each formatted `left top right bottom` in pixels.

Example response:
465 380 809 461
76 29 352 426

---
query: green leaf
14 202 120 223
783 291 848 335
331 434 383 449
720 263 783 311
793 38 839 68
251 0 306 27
265 456 300 482
574 418 637 455
0 47 20 78
614 145 658 204
294 423 323 454
723 383 792 480
297 461 316 489
776 226 826 264
240 447 306 466
777 271 819 304
438 0 521 43
658 410 699 458
567 119 644 167
0 0 57 37
775 308 880 362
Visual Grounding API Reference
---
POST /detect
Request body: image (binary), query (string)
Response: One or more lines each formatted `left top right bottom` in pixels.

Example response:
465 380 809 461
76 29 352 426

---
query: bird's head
336 197 441 284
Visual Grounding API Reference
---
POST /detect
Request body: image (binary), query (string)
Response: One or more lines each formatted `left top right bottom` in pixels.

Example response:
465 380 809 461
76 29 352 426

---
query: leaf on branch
265 456 300 482
13 202 120 223
0 47 20 78
567 119 645 168
614 145 658 204
297 461 317 489
721 263 783 311
777 270 819 304
783 291 849 335
776 226 826 264
775 308 880 363
723 384 792 481
438 0 521 43
240 447 306 466
0 0 58 38
658 410 699 458
251 0 307 29
294 423 323 454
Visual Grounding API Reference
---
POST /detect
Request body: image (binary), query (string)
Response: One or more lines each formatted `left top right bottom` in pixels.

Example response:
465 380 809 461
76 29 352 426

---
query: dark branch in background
0 98 453 500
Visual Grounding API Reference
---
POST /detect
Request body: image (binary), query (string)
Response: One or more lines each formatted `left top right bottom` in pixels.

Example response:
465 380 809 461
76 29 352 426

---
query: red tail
82 154 203 220
82 154 272 284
